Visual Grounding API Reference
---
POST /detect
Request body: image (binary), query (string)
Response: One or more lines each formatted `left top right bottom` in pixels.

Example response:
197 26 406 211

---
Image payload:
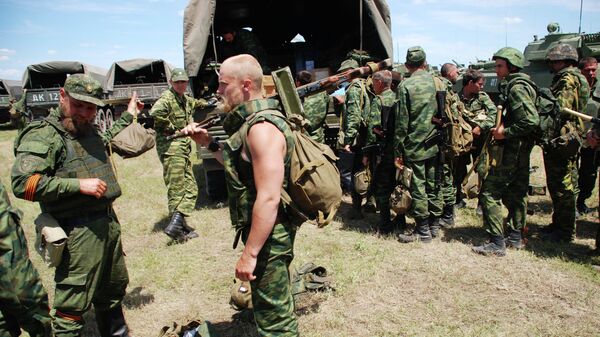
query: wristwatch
208 138 220 152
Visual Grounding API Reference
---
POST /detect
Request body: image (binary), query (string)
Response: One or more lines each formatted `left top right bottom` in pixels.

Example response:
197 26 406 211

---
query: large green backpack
506 77 563 147
241 111 342 227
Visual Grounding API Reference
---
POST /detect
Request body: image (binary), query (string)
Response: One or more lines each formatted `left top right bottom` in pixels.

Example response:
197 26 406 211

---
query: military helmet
492 47 525 69
338 59 359 72
546 43 578 62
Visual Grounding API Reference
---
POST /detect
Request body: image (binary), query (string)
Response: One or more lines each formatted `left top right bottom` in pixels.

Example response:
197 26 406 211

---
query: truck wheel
105 108 114 130
95 108 107 133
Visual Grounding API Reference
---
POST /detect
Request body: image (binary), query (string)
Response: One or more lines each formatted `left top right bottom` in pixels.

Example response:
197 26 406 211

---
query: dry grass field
1 125 599 337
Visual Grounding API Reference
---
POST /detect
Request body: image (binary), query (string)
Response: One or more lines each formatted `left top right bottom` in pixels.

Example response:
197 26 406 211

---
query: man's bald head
221 54 263 93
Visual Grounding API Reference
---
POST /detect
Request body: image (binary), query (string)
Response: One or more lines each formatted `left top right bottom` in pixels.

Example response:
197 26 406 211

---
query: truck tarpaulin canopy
105 59 173 92
183 0 392 77
0 79 22 98
22 61 107 90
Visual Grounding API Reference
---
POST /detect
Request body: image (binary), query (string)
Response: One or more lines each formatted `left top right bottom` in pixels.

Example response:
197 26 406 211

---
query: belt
56 206 113 227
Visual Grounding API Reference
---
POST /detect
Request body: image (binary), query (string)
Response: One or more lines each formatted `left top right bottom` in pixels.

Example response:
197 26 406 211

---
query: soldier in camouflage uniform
9 92 29 129
150 68 209 242
11 74 141 336
395 46 442 243
182 54 298 337
541 44 590 243
576 57 598 215
296 70 329 143
221 27 270 74
437 63 461 229
366 70 403 234
456 69 497 211
472 47 539 256
0 180 51 337
339 58 372 219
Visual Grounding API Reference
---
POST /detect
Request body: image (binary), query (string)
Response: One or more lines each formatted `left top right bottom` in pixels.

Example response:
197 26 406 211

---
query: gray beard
61 116 94 136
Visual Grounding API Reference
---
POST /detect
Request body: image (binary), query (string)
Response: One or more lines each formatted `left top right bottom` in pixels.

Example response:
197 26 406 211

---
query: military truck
183 0 393 198
464 23 600 102
0 79 23 126
104 59 175 129
21 61 108 126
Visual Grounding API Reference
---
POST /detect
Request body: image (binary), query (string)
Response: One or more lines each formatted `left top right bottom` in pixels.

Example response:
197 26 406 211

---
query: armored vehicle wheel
105 108 114 130
95 108 107 133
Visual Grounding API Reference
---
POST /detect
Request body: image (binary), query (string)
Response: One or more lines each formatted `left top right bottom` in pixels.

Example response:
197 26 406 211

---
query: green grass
1 129 600 337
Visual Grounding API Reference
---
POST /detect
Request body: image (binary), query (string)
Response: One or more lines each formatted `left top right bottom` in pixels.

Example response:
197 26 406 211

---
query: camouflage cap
63 74 104 106
338 59 359 72
546 43 578 62
492 47 525 69
171 68 189 82
406 46 426 65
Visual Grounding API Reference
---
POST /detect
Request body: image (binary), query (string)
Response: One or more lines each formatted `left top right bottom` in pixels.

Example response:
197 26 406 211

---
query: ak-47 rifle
424 78 450 185
562 107 600 125
166 112 226 140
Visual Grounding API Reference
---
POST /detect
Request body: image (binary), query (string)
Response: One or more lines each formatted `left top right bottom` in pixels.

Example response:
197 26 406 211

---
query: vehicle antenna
578 0 584 34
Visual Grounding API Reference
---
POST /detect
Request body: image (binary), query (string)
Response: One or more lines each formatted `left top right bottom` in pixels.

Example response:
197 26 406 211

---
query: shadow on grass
336 201 379 234
123 286 155 309
527 198 554 216
441 224 486 245
152 215 170 233
577 218 599 240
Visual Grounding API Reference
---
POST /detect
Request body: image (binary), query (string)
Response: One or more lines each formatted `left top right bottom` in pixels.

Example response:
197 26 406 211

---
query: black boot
364 196 377 213
164 211 187 241
392 214 407 231
96 306 130 337
439 204 455 228
429 216 441 238
377 207 394 235
180 216 199 240
472 235 506 256
505 229 523 249
398 218 432 243
349 196 364 220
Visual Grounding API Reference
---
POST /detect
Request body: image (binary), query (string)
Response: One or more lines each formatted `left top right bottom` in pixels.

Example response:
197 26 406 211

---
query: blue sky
1 0 599 81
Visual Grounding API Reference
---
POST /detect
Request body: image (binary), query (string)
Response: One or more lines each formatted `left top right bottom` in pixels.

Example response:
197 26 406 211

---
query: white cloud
14 0 142 14
0 49 16 55
47 49 57 55
0 68 21 79
504 17 523 25
178 9 184 17
0 56 9 61
79 42 95 48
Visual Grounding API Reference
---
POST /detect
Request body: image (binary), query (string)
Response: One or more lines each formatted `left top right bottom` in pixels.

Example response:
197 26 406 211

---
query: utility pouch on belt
488 142 504 168
34 213 67 267
548 121 582 158
390 166 413 215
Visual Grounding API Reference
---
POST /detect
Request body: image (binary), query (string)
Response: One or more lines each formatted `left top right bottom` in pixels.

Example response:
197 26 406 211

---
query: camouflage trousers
441 160 456 207
543 147 578 239
159 153 198 216
242 221 298 337
0 214 51 337
406 156 442 221
52 212 129 336
480 163 530 237
577 146 599 205
374 153 395 212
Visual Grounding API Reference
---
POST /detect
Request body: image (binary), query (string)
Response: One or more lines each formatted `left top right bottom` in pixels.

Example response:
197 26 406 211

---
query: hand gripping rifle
165 112 226 140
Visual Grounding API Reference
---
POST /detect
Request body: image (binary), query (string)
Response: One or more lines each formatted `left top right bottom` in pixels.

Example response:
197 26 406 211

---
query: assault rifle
424 82 450 185
170 58 393 139
562 107 600 125
166 112 226 140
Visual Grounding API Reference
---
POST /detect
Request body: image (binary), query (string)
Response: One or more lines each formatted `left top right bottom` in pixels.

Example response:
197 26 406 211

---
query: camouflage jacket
302 91 329 143
551 66 590 133
342 79 370 147
587 80 600 131
394 69 438 161
366 88 396 146
150 88 207 156
495 73 539 167
222 99 294 231
0 180 21 258
460 90 497 131
11 107 132 206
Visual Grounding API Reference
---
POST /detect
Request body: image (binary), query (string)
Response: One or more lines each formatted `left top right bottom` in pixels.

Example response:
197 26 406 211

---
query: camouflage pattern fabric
578 80 600 207
302 91 329 143
150 88 207 216
439 77 460 208
342 79 370 147
9 94 29 129
480 73 538 237
0 181 51 337
11 107 132 336
394 69 439 161
366 88 396 146
222 98 298 336
394 69 442 221
544 66 590 239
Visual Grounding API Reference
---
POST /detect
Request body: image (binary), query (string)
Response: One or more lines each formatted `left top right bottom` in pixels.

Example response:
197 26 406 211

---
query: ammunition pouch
390 166 413 215
34 213 67 267
461 171 480 199
229 279 253 310
547 121 582 159
354 168 371 196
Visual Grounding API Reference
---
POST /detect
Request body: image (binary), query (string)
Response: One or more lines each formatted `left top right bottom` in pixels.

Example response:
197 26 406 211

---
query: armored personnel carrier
465 23 600 102
183 0 393 198
0 79 22 126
